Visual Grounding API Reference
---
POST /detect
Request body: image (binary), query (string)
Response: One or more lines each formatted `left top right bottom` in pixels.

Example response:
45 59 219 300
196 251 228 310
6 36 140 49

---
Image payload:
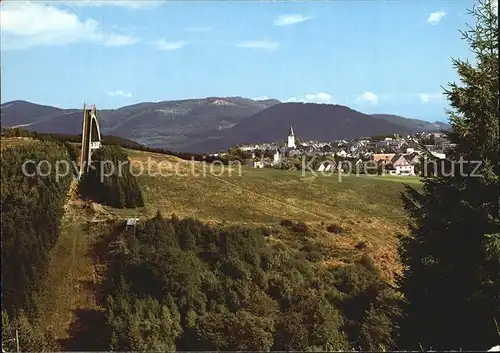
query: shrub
280 219 294 227
357 254 376 271
306 251 324 262
300 243 314 252
260 227 272 237
291 222 308 233
327 224 344 234
355 241 368 250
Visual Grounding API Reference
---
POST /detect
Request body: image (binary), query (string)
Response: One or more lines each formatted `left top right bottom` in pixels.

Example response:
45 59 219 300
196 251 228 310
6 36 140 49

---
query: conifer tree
398 0 499 350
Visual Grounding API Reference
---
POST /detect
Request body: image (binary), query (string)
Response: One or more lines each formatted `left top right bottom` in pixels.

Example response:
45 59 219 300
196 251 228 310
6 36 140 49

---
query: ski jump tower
79 103 102 177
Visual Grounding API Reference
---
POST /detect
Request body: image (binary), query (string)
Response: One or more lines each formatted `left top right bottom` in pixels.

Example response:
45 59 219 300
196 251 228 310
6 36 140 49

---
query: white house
336 149 347 158
273 149 281 165
407 154 421 165
287 126 296 149
431 151 446 159
390 154 415 175
250 160 264 168
318 162 334 172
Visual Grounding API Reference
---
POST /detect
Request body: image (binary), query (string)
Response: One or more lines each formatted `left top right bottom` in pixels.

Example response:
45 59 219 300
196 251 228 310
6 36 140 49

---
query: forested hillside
1 141 74 351
98 214 400 351
0 97 280 151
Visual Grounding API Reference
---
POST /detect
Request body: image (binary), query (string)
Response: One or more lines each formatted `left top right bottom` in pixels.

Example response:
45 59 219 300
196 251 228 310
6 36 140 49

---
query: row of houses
231 127 453 175
246 148 447 176
237 130 452 160
310 150 447 176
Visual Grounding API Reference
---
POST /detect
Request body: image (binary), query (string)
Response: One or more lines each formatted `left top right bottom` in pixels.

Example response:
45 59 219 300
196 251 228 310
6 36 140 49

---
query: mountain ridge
1 99 449 153
183 103 430 153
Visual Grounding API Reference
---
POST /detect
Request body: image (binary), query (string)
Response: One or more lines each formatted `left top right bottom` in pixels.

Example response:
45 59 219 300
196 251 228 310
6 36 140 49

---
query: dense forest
1 141 73 351
98 213 400 351
78 146 145 209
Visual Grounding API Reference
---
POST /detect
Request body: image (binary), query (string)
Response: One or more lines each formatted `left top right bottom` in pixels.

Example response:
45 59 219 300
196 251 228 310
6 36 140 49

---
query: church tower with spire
287 126 296 148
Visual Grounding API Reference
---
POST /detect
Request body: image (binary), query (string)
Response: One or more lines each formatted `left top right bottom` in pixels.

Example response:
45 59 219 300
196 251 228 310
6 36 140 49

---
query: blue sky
0 0 483 121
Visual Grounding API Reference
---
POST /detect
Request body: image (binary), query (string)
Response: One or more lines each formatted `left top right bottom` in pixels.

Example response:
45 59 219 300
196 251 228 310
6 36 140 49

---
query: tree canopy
398 1 499 350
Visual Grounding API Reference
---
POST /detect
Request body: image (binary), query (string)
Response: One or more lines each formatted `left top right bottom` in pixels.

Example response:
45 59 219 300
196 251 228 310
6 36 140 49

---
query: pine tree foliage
106 295 182 351
1 141 71 351
1 141 72 315
79 145 144 208
100 214 401 351
398 0 499 350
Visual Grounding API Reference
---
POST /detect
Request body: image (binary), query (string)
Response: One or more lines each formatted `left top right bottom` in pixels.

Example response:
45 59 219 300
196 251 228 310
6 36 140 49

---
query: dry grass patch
0 137 36 150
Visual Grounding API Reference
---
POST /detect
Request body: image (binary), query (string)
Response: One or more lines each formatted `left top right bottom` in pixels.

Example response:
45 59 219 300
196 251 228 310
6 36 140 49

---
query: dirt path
35 179 108 350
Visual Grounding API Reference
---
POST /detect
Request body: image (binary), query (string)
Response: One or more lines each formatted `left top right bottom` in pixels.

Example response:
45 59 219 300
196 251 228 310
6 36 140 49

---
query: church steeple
287 126 296 149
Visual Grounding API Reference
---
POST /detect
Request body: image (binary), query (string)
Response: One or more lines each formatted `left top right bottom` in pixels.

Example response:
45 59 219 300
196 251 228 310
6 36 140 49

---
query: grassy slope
122 149 418 223
113 149 421 281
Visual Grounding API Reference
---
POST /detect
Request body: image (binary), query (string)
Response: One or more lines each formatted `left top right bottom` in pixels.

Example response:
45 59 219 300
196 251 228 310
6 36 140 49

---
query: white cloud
108 90 132 98
419 93 443 103
152 39 188 51
0 2 139 50
273 14 313 26
427 10 446 25
285 93 333 104
62 1 164 9
252 96 270 101
358 91 379 104
104 34 139 47
493 0 498 13
304 93 332 103
183 26 212 32
236 39 278 50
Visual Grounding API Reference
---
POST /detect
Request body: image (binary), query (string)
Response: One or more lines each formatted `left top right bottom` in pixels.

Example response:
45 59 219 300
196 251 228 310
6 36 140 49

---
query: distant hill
0 100 67 126
371 114 449 132
1 99 446 153
183 103 427 153
0 98 279 151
